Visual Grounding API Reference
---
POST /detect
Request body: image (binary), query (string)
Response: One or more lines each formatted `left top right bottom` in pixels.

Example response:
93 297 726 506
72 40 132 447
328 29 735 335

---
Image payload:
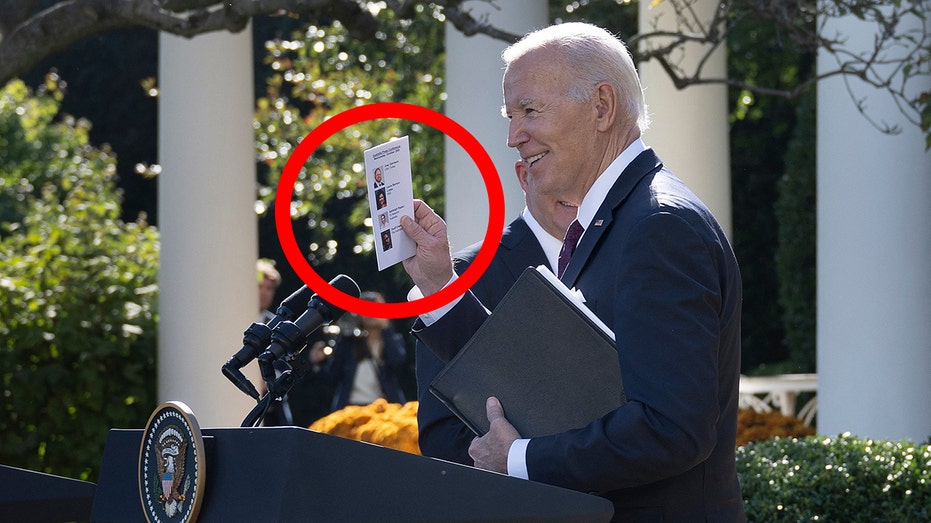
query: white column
444 0 548 250
817 11 931 441
638 0 732 237
158 26 258 428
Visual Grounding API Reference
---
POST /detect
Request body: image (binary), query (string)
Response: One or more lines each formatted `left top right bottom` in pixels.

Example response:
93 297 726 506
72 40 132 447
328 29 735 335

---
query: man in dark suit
401 22 745 521
415 161 575 464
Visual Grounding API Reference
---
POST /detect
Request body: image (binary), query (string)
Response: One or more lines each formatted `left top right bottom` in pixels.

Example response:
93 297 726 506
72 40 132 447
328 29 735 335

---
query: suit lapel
560 149 663 287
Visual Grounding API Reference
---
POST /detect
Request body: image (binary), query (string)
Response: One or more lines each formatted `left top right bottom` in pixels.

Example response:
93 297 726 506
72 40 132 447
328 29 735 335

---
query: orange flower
736 408 815 446
310 399 421 454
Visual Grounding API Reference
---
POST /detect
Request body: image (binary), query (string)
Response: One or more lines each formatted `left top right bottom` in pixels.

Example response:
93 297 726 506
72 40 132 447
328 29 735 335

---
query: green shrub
0 78 159 481
738 434 931 521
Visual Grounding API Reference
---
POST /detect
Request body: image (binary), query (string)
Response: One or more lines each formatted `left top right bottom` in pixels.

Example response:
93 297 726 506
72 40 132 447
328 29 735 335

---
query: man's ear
594 82 618 131
515 161 530 192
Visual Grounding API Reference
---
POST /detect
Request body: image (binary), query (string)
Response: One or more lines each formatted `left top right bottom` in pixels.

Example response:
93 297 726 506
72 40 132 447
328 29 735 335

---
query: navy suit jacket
415 216 549 464
415 149 745 522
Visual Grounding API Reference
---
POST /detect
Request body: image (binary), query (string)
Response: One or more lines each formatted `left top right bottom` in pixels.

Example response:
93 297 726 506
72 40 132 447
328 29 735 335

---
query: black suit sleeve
412 290 490 362
414 252 493 464
415 340 475 464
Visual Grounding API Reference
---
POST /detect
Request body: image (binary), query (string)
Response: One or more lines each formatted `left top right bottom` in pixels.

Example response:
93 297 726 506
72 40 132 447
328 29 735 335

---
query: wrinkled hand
400 199 453 296
469 397 520 474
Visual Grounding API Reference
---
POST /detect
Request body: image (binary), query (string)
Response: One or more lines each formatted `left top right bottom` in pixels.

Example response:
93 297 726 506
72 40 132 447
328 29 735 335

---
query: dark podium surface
91 426 613 523
0 464 96 522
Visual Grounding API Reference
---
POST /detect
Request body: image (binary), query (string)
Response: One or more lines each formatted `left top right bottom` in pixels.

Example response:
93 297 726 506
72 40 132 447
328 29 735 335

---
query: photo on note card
374 187 388 210
380 229 393 251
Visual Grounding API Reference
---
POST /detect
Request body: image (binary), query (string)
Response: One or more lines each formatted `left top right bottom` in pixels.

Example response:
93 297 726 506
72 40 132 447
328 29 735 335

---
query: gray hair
502 22 650 132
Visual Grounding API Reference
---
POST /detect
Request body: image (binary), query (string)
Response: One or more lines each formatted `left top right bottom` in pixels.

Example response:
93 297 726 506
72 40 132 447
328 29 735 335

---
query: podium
0 464 96 522
90 426 613 522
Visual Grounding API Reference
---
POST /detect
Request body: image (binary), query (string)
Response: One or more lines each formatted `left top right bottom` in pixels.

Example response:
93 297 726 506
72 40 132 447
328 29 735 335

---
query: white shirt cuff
507 438 530 480
407 273 461 326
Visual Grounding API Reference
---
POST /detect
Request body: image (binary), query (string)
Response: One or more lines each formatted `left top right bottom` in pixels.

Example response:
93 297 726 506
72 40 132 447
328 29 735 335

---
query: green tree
4 1 927 149
776 89 817 373
726 12 815 371
0 78 159 481
254 5 446 301
253 6 448 408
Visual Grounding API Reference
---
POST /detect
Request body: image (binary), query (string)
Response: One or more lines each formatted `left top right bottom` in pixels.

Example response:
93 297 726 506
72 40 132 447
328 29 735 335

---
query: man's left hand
469 396 520 473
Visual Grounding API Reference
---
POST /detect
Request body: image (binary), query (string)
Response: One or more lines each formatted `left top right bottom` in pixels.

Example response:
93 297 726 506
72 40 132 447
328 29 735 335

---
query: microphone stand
226 274 359 426
257 319 307 391
240 312 310 427
241 342 321 427
241 367 295 427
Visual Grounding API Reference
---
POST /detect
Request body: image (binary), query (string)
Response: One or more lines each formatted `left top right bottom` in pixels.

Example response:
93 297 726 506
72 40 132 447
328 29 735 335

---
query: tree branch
439 0 521 43
0 0 378 87
0 0 37 37
0 0 926 143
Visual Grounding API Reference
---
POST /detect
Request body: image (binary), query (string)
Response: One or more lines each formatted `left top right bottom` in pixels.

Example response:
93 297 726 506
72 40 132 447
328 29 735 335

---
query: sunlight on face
503 48 600 206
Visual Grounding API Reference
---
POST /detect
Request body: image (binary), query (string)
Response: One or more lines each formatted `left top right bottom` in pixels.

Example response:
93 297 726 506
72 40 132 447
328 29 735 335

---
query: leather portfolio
430 266 625 437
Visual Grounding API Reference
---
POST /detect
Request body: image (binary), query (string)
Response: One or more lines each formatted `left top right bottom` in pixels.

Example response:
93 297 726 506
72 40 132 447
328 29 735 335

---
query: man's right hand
400 199 453 296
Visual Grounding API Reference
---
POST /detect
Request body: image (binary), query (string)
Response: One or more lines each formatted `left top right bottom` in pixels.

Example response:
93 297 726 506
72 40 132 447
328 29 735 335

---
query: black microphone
258 274 361 385
222 284 315 399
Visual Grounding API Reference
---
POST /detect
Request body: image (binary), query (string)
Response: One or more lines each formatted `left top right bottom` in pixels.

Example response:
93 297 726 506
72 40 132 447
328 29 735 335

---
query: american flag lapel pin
593 219 604 227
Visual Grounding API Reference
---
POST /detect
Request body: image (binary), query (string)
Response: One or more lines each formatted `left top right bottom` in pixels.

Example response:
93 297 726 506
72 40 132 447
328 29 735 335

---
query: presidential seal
139 401 205 523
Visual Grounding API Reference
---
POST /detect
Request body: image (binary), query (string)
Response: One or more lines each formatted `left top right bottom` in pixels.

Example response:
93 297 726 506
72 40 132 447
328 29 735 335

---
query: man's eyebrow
501 98 536 117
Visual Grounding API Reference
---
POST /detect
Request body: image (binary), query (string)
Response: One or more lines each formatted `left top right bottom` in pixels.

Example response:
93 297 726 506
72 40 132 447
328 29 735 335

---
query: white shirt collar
521 207 564 273
576 138 647 232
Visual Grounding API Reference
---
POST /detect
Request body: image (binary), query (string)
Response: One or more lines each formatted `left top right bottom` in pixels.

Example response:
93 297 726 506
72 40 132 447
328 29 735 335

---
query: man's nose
507 119 527 149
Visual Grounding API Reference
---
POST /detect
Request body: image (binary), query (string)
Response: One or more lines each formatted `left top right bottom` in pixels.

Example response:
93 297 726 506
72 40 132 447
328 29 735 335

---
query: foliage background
2 0 823 480
253 4 446 301
252 5 448 423
0 79 159 481
737 434 931 521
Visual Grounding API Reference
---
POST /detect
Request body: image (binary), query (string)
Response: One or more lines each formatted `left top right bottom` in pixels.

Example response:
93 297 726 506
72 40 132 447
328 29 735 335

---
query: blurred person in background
311 291 408 412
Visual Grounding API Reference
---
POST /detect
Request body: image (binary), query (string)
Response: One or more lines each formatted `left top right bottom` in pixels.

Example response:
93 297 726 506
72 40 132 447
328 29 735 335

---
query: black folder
429 266 625 438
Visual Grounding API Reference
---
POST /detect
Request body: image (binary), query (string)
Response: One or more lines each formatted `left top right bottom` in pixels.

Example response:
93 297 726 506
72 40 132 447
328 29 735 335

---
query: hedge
738 433 931 521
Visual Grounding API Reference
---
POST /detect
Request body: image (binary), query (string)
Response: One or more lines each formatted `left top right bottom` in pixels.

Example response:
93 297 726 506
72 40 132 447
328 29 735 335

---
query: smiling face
503 48 605 207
